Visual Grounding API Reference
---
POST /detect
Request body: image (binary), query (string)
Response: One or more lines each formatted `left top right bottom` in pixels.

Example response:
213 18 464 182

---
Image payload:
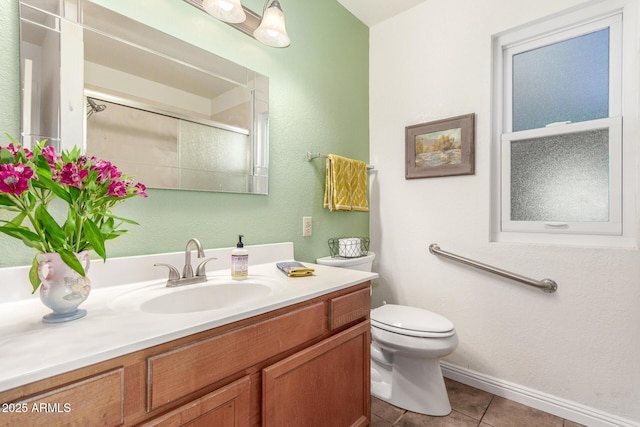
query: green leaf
68 186 81 203
36 173 72 204
4 133 19 145
0 196 17 207
58 248 86 277
0 225 43 250
34 151 51 169
26 191 36 206
9 211 27 227
84 218 106 261
62 216 75 246
35 205 66 247
0 148 14 164
99 217 114 235
29 256 40 293
105 214 139 226
104 229 127 240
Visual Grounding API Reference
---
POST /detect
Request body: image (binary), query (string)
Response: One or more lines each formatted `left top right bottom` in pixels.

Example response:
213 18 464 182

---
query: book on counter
276 262 315 277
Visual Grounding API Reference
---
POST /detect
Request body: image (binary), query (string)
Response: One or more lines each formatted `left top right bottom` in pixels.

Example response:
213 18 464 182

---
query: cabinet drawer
142 376 250 427
147 302 326 411
329 286 370 330
1 368 124 427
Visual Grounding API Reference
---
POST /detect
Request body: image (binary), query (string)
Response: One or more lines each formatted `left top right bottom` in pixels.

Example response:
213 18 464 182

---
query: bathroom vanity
0 243 377 426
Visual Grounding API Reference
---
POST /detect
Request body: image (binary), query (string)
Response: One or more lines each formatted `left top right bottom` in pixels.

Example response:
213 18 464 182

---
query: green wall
0 0 369 267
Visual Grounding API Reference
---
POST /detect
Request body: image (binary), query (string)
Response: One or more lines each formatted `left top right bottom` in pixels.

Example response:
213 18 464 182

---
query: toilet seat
371 304 455 338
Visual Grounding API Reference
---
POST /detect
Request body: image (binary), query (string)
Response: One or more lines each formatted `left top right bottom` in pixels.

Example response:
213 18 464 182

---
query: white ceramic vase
38 251 91 323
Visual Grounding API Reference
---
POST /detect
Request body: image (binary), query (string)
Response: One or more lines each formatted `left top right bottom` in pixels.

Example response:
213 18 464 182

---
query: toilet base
371 346 452 416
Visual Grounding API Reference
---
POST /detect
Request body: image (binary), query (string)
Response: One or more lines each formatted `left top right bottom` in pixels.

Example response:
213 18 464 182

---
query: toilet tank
316 252 375 272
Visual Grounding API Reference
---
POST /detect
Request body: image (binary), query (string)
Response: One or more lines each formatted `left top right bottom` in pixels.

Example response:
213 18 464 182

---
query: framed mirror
19 0 269 194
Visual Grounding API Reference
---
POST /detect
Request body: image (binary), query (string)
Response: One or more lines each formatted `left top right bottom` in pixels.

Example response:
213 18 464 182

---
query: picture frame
405 113 475 179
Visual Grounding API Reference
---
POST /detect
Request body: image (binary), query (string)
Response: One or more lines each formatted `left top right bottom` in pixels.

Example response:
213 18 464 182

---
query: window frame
490 0 638 247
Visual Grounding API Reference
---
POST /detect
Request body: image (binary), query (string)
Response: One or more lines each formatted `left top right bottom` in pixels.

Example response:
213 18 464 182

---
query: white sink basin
110 276 279 314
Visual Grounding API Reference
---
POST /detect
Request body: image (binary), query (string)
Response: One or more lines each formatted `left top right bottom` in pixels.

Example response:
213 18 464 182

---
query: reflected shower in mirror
85 95 253 192
19 0 269 194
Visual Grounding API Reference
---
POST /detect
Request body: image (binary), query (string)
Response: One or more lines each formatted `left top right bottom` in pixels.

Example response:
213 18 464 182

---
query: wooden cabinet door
142 376 250 427
262 321 370 427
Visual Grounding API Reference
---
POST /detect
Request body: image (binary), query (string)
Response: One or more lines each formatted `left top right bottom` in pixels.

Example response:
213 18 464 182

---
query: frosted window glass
510 129 609 222
512 29 609 131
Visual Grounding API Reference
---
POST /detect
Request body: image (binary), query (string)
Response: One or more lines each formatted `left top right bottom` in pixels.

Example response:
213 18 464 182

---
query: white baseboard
441 362 639 427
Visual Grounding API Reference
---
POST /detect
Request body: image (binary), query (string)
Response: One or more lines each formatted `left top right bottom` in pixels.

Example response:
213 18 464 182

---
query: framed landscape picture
405 113 475 179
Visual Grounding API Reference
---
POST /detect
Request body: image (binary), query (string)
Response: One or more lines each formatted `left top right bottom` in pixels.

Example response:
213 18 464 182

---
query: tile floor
370 378 586 427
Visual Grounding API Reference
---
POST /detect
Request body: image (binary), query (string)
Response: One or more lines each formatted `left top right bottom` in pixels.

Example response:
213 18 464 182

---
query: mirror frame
19 0 269 194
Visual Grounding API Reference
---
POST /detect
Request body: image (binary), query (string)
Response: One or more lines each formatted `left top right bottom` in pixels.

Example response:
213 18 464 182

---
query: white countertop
0 258 377 393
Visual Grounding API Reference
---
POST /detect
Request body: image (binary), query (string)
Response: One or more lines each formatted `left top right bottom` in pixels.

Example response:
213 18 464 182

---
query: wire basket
328 237 370 258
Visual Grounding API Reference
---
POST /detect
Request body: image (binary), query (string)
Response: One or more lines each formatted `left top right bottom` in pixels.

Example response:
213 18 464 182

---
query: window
491 1 637 246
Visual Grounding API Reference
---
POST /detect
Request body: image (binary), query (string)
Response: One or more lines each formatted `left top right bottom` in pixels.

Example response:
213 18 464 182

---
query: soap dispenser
231 235 248 280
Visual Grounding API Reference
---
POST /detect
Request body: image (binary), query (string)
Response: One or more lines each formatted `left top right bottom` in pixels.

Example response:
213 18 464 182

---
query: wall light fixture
202 0 246 24
185 0 291 48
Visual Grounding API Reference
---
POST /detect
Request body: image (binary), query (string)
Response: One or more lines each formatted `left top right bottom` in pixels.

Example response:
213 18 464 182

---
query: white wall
369 0 640 424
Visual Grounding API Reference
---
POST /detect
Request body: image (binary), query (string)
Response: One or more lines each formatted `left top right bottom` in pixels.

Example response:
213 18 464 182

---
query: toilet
316 251 458 416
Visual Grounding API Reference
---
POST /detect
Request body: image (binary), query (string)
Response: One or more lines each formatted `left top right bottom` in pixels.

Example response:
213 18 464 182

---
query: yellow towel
324 154 369 212
276 262 315 277
350 159 369 212
324 154 351 211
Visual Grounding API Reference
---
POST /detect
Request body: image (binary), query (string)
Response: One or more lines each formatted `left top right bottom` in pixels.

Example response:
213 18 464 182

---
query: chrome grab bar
428 244 558 293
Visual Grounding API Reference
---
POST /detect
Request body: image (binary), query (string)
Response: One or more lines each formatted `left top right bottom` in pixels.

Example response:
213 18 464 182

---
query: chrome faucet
154 238 217 287
183 238 205 278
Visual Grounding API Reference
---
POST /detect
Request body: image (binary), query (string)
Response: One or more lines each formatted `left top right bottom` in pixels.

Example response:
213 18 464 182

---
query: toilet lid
371 304 455 337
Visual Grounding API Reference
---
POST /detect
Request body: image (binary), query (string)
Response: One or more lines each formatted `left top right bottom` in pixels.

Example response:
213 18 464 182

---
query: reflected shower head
87 98 107 117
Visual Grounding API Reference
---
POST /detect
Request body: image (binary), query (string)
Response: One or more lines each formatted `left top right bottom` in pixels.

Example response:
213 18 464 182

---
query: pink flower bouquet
0 135 147 292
